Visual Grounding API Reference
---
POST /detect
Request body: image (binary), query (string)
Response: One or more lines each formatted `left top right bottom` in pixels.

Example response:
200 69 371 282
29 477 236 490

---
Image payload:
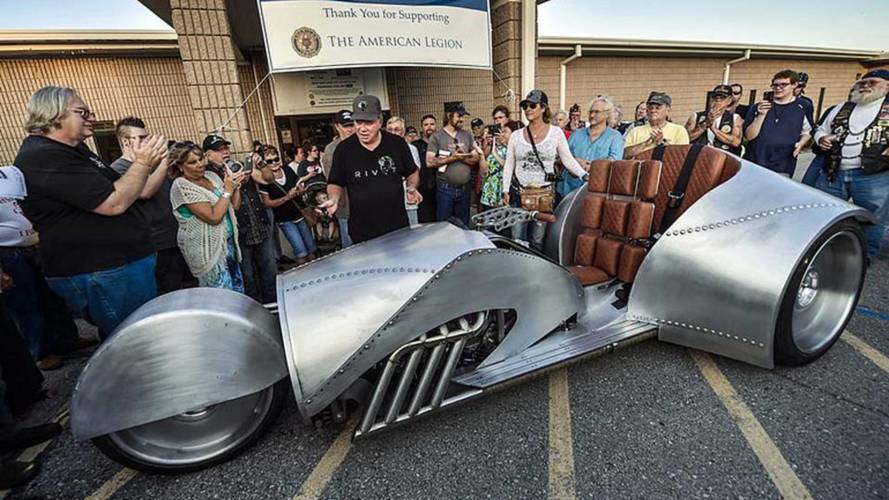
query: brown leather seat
633 145 741 231
568 159 661 286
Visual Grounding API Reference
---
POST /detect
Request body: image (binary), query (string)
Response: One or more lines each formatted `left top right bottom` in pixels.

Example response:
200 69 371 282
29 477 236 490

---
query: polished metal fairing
626 161 874 368
276 222 584 421
71 288 287 440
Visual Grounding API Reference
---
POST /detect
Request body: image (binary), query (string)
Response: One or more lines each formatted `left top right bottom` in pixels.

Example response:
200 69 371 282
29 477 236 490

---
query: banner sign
258 0 492 72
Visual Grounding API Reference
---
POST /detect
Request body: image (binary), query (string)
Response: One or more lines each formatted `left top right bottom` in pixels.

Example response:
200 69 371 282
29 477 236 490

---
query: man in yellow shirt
624 92 690 158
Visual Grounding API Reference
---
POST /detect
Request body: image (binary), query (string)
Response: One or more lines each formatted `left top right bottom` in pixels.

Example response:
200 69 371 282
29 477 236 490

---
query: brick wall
171 0 253 154
0 56 198 164
537 55 867 124
491 0 523 117
385 67 494 130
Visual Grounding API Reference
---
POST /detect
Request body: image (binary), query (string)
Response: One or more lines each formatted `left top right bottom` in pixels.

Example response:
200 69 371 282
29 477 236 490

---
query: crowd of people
0 67 887 487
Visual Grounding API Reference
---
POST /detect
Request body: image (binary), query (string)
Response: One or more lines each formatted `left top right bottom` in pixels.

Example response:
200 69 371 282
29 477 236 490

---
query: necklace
527 123 547 142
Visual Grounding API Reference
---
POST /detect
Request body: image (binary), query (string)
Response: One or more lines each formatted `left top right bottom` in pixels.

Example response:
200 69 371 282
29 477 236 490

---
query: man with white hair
560 95 624 198
14 86 167 340
386 116 422 226
814 69 889 258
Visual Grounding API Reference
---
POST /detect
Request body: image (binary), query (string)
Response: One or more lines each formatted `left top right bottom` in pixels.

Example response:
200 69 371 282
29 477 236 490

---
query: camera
487 124 501 135
224 159 252 174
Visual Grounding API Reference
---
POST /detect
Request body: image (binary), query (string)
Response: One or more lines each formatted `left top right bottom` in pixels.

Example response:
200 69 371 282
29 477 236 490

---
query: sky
0 0 885 52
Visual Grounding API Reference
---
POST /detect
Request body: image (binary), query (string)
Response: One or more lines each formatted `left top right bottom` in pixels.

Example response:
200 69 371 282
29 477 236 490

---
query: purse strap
525 126 545 170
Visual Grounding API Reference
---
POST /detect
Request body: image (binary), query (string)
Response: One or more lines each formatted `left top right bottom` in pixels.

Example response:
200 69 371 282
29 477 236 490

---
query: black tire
92 379 289 474
774 220 866 366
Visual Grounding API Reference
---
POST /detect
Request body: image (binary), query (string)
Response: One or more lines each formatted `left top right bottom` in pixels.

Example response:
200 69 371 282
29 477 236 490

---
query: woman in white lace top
168 142 248 291
501 90 589 250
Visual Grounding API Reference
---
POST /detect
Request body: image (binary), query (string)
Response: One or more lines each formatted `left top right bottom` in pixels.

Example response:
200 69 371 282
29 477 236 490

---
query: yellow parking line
292 418 357 500
84 468 138 500
690 351 813 500
547 368 576 500
843 331 889 374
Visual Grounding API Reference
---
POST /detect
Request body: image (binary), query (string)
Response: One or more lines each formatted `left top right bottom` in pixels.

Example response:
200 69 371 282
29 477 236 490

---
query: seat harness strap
658 144 704 234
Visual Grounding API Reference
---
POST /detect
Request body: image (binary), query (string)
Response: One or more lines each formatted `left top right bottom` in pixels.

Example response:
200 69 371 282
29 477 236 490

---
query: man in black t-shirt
321 95 421 243
15 86 166 340
110 116 191 295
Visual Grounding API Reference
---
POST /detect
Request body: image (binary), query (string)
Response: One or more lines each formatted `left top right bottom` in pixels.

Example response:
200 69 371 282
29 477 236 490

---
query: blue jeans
436 183 471 226
240 234 278 303
338 217 353 248
801 154 826 187
815 167 889 257
279 219 316 258
0 248 79 359
45 254 157 340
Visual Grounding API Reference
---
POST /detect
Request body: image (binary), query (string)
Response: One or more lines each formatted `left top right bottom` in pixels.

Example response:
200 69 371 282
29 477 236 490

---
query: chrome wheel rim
791 230 863 354
108 387 274 467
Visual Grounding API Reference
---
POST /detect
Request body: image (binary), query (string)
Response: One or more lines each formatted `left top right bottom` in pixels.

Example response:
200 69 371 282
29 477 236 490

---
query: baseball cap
470 118 484 128
444 101 470 115
352 95 382 121
405 126 418 135
862 69 889 81
333 109 354 125
712 85 732 98
520 90 549 108
202 134 231 151
647 91 672 106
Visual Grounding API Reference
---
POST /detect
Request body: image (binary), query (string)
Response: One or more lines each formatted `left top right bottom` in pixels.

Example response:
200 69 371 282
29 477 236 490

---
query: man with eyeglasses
15 86 167 341
813 69 889 258
624 92 690 158
110 117 189 295
743 69 812 176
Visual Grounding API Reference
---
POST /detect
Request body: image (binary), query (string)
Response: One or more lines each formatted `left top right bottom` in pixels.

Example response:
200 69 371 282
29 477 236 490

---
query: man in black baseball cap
321 94 422 243
685 84 742 154
405 126 419 144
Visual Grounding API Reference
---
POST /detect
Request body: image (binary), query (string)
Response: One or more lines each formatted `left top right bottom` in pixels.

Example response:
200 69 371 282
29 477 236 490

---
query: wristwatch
582 172 590 183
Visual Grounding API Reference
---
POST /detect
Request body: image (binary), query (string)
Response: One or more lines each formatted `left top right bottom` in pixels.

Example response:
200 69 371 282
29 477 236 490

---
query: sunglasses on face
265 157 280 163
69 108 96 120
521 102 540 110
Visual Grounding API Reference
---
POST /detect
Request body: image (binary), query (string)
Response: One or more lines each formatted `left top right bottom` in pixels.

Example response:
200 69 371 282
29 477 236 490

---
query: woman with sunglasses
501 90 589 251
258 145 317 265
169 142 249 292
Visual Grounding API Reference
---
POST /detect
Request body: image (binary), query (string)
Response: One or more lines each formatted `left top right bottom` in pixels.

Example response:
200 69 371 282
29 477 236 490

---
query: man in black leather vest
685 84 742 155
814 69 889 257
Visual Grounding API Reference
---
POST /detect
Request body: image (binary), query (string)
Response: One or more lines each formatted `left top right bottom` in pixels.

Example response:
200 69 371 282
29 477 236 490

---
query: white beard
850 87 888 105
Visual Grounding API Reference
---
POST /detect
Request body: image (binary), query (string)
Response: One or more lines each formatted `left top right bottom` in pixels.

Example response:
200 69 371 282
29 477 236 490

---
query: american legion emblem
292 27 321 58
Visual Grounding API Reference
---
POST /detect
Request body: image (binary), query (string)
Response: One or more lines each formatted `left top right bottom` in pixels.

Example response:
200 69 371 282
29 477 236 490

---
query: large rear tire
774 220 866 366
93 379 288 474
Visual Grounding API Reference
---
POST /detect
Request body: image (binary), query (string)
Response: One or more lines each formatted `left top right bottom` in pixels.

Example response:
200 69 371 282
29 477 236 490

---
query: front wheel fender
71 288 288 440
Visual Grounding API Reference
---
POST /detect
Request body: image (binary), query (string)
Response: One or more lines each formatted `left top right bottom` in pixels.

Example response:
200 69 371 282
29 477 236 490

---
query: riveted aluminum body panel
293 246 582 418
627 162 873 368
276 223 496 421
543 186 585 264
71 288 286 440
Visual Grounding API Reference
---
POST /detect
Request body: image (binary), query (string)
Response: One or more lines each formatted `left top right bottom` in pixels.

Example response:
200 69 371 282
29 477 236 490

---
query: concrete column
169 0 252 154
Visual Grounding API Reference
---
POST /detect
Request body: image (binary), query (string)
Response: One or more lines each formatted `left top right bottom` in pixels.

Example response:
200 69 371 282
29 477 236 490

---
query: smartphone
487 124 501 135
763 91 775 103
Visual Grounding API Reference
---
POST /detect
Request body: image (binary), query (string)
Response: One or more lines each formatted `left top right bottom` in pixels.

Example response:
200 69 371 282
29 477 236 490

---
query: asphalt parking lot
2 251 887 500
